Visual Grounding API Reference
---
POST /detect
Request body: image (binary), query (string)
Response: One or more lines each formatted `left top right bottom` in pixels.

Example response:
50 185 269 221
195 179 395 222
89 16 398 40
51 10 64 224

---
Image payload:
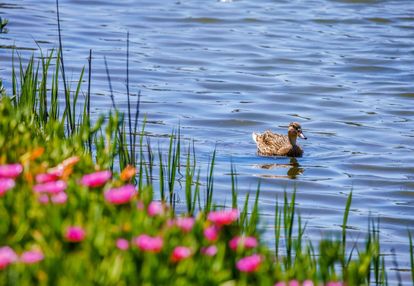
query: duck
252 122 307 157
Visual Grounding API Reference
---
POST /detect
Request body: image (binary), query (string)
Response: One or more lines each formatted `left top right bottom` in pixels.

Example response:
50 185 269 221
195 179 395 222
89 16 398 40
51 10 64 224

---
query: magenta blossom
35 173 59 184
0 163 23 179
134 234 163 253
80 170 112 188
116 238 130 251
236 254 261 273
204 225 220 242
33 180 67 194
326 282 343 286
104 184 135 205
38 194 49 204
147 201 165 217
207 209 239 226
302 280 314 286
171 246 192 262
20 250 44 264
201 245 218 257
0 178 15 197
65 226 86 243
51 192 68 204
175 217 195 232
229 236 258 251
0 246 17 270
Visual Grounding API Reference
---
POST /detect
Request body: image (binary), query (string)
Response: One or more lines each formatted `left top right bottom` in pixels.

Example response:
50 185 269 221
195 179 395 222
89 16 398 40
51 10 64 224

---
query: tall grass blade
342 190 353 270
274 200 281 259
409 230 414 285
56 0 73 133
247 182 260 235
230 162 238 209
205 148 216 213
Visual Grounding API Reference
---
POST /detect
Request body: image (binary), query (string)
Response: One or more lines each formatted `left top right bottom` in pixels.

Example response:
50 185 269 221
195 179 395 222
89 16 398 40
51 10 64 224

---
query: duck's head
288 122 307 143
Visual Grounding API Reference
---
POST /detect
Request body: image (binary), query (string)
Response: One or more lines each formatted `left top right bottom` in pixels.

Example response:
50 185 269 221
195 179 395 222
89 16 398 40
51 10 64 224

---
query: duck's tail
251 132 259 143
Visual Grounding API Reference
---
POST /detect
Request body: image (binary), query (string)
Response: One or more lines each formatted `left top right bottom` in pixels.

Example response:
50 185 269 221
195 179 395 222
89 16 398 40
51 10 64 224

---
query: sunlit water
1 0 413 282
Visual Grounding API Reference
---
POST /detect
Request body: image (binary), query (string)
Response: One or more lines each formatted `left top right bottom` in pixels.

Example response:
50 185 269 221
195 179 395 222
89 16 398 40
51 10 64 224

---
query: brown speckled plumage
252 122 307 157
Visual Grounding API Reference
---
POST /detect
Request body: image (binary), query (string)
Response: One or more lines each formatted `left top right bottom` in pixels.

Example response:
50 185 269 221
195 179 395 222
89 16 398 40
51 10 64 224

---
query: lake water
1 0 413 282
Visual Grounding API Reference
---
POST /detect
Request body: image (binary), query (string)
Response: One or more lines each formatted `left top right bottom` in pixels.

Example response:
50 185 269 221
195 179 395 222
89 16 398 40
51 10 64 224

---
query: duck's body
252 122 307 157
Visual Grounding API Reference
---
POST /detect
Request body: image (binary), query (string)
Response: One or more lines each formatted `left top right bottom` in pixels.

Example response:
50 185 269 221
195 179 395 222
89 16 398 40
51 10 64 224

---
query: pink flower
134 234 163 253
20 250 44 264
38 194 49 204
207 209 239 226
175 217 195 232
236 254 261 273
80 170 112 188
116 238 129 251
147 201 165 217
204 226 220 242
171 246 192 262
51 192 68 204
104 184 135 205
35 173 59 184
275 280 310 286
0 178 15 196
33 180 67 194
65 226 86 243
0 246 17 270
288 280 299 286
136 200 145 210
0 163 23 179
229 236 258 251
326 282 343 286
201 245 218 257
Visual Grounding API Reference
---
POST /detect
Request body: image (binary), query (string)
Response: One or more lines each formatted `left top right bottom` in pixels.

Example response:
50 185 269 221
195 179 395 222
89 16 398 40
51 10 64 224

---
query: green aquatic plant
0 17 8 33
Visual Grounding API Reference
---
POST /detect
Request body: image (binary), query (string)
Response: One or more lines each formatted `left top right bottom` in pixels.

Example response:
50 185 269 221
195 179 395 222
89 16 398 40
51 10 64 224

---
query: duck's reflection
254 158 304 179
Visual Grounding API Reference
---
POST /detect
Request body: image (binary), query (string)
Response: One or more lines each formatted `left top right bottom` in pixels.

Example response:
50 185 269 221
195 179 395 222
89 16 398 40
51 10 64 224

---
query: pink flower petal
0 164 23 179
51 192 68 204
35 173 60 184
201 245 218 257
171 246 192 262
207 209 239 226
147 201 165 217
20 250 44 264
229 236 258 251
236 254 261 273
302 280 314 286
204 225 220 242
65 226 86 243
0 246 17 270
33 180 67 194
116 238 129 251
175 217 195 232
133 234 163 253
81 170 112 188
38 194 49 204
0 178 15 196
104 184 135 205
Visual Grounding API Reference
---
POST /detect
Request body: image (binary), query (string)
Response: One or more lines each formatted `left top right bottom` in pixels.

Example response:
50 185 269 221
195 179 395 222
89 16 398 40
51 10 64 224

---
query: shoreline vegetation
0 12 413 286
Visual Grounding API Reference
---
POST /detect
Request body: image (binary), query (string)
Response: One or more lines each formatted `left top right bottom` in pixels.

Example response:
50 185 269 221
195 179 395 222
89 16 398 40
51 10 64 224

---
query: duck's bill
298 132 307 140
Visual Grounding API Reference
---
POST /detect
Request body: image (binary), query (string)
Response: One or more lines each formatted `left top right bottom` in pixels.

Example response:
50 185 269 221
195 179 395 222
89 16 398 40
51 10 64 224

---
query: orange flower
30 147 45 161
120 165 136 181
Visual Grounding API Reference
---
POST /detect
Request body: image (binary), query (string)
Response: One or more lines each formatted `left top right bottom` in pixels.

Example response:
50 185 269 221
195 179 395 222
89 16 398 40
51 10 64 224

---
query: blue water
1 0 413 282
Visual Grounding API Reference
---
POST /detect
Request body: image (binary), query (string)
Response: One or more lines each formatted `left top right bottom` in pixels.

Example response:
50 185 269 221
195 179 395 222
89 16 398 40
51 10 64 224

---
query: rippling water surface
1 0 413 281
